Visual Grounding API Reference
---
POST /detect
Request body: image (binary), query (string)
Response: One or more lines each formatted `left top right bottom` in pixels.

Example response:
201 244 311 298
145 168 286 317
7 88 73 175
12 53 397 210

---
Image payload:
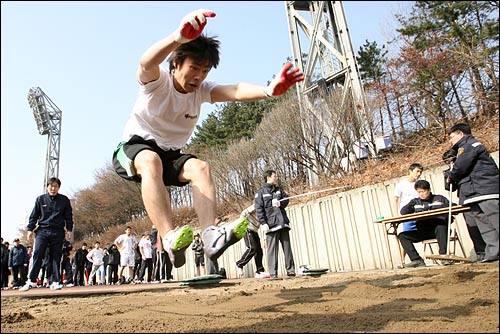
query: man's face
47 182 60 196
408 168 423 182
449 130 464 146
267 173 279 185
173 58 211 94
416 188 431 200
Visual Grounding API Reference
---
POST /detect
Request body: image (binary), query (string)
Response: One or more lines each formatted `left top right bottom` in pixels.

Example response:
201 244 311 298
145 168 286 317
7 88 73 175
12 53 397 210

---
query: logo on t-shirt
184 113 197 119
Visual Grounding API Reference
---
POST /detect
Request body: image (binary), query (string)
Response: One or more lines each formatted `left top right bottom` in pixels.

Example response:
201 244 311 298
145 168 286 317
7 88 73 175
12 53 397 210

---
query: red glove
264 62 304 97
174 9 216 44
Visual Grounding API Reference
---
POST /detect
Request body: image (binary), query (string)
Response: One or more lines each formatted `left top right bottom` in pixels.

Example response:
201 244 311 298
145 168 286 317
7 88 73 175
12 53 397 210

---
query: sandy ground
1 262 498 333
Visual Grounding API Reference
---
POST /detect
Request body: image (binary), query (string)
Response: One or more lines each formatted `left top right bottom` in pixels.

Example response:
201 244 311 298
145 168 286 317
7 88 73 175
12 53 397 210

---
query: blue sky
1 1 407 242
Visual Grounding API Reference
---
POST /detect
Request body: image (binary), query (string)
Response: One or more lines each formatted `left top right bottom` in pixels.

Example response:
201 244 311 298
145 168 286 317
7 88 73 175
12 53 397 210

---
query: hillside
77 114 499 249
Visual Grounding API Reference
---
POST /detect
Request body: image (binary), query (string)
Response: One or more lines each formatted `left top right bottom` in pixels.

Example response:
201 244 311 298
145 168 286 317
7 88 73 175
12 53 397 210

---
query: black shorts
112 135 197 187
194 254 205 267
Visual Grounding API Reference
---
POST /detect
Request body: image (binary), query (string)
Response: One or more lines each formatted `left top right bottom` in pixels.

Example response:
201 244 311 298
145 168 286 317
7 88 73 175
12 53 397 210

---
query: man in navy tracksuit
20 177 74 291
398 180 452 268
446 123 499 263
254 170 295 278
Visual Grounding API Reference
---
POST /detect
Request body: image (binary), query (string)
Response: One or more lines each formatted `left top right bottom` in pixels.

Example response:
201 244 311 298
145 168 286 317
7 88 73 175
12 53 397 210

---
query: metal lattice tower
27 87 62 191
284 1 371 184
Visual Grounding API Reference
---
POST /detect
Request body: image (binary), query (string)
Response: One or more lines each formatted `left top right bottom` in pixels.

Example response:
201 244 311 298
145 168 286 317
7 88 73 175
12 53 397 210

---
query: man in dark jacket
106 243 120 285
60 239 73 286
398 180 453 268
72 243 88 286
20 177 74 291
446 123 499 263
1 238 10 289
8 238 28 288
254 170 295 279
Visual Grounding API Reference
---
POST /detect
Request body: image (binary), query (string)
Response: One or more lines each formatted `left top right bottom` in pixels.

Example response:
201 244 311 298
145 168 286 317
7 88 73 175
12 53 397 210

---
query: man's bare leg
180 158 217 230
181 158 248 261
134 150 175 240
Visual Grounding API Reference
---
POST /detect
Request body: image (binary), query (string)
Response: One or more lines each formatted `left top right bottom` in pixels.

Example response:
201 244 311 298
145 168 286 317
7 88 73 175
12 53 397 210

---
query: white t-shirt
393 178 418 232
114 234 137 255
394 179 418 212
138 237 152 259
86 248 105 266
122 65 217 150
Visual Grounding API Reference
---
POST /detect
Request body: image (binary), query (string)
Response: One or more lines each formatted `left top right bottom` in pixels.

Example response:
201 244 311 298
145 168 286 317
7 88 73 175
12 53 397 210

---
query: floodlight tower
27 87 62 192
284 1 371 185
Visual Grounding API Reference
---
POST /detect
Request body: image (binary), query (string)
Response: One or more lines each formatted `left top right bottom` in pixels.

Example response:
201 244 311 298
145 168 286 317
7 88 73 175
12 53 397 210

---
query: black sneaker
404 259 426 268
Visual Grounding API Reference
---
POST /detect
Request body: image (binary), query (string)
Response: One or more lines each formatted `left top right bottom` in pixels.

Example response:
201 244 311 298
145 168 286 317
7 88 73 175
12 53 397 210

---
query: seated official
398 180 454 268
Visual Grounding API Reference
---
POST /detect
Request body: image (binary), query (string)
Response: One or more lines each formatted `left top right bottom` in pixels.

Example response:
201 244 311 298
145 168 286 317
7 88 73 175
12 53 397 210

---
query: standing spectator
106 243 120 285
150 225 159 282
1 238 10 289
60 239 73 286
156 235 174 282
39 247 52 287
191 233 205 276
442 148 487 262
398 180 454 267
86 241 105 285
26 245 33 273
20 177 73 291
138 232 153 283
111 8 302 269
393 163 424 232
102 247 109 283
206 216 223 275
255 170 296 279
133 243 142 282
114 226 138 284
72 243 88 286
8 238 28 288
446 123 499 263
85 253 93 285
236 205 267 278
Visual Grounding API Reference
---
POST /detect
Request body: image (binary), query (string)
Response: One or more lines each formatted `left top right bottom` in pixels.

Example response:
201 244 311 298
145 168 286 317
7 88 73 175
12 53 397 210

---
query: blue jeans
29 228 65 284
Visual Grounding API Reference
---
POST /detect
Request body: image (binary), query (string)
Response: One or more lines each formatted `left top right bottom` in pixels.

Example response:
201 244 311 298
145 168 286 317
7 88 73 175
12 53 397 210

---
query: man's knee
183 159 212 181
135 150 162 175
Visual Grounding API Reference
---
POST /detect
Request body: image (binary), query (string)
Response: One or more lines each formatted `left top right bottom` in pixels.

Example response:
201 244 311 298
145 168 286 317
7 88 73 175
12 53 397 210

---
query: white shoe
255 272 271 279
203 217 248 261
50 282 63 290
163 226 194 268
19 281 38 292
65 283 74 288
236 264 244 277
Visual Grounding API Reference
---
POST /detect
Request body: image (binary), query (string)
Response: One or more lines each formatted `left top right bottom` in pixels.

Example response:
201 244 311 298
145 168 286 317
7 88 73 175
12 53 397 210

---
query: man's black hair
448 123 471 135
414 179 431 190
264 169 276 182
168 34 220 71
409 163 424 172
47 177 61 187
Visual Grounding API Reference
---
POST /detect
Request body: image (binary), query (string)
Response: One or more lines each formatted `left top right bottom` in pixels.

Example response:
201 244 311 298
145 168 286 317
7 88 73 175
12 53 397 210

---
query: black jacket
8 244 28 267
74 248 88 267
254 183 290 233
28 193 74 232
1 243 9 266
400 193 452 229
107 245 120 265
447 134 499 205
191 239 204 256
